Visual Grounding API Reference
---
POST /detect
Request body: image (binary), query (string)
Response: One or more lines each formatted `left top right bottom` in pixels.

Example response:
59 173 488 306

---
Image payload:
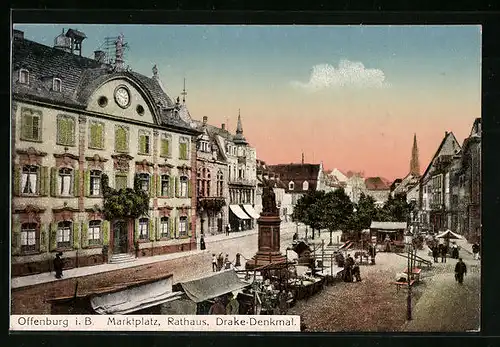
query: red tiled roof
365 177 389 190
267 163 321 192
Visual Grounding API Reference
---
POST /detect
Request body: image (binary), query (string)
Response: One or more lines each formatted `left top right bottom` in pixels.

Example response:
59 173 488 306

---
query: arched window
180 176 189 197
302 181 309 191
21 223 37 253
139 218 149 240
217 170 224 196
53 78 62 92
22 165 38 195
289 181 295 191
88 220 101 245
57 221 72 248
160 217 170 238
59 168 73 196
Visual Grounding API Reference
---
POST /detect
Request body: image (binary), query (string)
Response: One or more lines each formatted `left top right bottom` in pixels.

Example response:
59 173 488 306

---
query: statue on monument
261 181 278 216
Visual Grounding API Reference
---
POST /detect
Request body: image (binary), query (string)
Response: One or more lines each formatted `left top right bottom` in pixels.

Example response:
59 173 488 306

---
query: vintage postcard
10 23 481 332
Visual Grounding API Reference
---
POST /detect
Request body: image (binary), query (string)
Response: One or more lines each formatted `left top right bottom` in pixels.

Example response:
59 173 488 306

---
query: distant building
255 160 292 221
345 171 366 203
364 177 390 206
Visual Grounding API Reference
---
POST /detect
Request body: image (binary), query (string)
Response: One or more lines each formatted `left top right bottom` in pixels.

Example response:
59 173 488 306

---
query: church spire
233 109 247 145
410 133 420 176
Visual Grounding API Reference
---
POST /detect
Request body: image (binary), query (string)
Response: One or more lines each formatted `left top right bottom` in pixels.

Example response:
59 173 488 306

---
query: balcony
197 196 226 211
228 178 257 187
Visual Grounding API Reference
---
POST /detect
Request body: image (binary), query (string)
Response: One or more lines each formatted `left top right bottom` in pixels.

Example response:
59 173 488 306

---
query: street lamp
404 230 414 321
200 206 205 237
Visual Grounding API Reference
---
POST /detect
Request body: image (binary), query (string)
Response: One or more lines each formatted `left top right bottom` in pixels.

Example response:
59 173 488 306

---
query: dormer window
53 78 62 92
19 69 29 84
289 181 295 191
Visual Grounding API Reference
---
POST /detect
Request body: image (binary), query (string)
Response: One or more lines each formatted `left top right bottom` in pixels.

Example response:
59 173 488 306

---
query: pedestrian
224 254 231 269
212 254 217 272
344 254 355 282
455 258 467 284
53 252 64 279
432 245 439 263
226 224 231 236
353 265 362 282
225 292 240 314
472 243 480 260
200 235 206 250
451 243 459 259
217 253 224 271
440 244 447 263
209 297 226 315
238 224 242 232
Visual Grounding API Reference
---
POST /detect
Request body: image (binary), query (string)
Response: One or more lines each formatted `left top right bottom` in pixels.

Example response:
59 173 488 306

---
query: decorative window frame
19 68 29 84
53 78 62 92
20 107 43 143
179 136 190 160
56 114 76 147
159 216 171 240
87 220 103 246
179 175 190 198
114 125 130 153
53 153 79 198
138 217 150 241
160 133 172 158
88 120 105 150
12 205 46 255
138 129 152 156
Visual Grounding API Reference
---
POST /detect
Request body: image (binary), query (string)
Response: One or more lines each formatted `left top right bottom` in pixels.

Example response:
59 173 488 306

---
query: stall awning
370 222 407 230
90 276 183 315
242 204 260 219
230 204 251 220
180 270 251 303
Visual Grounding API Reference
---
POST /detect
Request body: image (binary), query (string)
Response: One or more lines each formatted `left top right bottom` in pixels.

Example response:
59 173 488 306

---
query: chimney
221 123 226 131
94 50 105 63
13 29 24 40
203 116 208 125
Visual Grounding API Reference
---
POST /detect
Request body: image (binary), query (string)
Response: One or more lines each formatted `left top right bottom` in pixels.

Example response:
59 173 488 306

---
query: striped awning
242 205 260 219
230 205 251 220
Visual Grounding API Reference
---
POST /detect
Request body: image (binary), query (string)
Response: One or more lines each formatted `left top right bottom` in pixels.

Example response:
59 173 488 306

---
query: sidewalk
12 221 298 290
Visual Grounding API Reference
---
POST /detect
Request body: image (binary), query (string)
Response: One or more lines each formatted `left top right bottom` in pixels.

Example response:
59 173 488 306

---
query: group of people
208 292 240 314
342 254 362 283
212 253 232 272
431 242 463 263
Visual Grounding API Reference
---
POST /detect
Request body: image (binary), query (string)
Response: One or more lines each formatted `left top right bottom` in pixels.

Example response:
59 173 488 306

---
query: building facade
11 29 200 277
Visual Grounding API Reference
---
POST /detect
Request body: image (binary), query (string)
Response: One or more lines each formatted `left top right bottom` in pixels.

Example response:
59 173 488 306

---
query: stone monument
246 182 286 269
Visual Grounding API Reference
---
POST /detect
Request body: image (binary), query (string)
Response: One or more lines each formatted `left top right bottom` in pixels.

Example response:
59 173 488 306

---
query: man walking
440 244 447 263
455 258 467 284
225 224 231 236
53 252 64 279
212 254 217 272
432 245 439 263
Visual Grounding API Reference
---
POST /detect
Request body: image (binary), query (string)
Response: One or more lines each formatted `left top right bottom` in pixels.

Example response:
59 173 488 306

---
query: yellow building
11 29 200 277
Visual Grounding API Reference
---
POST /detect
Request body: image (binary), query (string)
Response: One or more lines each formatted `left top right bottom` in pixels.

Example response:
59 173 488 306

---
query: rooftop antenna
181 78 187 104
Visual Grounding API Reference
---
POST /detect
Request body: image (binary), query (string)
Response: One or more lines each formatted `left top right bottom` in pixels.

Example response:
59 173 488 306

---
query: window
197 169 210 197
138 173 149 192
21 165 38 195
289 181 295 191
88 220 101 245
90 170 101 196
58 168 72 196
238 169 243 179
21 223 37 253
115 126 129 153
20 108 41 141
160 133 171 157
179 137 189 160
160 217 169 238
89 121 104 149
302 181 309 191
115 174 128 190
57 221 72 248
138 130 151 155
56 115 76 146
53 78 62 92
217 170 224 196
179 216 188 237
199 141 210 152
161 175 170 196
19 69 29 84
180 176 189 197
139 218 149 240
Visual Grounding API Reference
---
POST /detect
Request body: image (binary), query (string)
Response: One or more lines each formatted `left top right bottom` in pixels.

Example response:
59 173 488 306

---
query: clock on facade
114 87 130 108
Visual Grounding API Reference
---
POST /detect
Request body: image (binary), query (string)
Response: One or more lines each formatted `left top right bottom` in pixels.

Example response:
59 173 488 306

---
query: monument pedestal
246 214 286 270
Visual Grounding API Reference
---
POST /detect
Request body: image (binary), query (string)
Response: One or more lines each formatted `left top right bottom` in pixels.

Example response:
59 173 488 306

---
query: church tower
410 133 420 176
233 109 248 146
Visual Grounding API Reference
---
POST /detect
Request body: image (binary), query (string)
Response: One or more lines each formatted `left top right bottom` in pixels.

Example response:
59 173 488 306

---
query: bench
393 279 415 293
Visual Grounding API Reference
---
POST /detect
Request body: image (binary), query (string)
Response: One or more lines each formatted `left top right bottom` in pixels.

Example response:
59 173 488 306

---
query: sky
13 24 481 181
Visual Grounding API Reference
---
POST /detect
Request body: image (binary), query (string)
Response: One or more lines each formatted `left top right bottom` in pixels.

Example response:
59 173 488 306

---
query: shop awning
230 204 251 220
180 270 251 303
242 204 260 219
370 222 407 230
90 276 183 315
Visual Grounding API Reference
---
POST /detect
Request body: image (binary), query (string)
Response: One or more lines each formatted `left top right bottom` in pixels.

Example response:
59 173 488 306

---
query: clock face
114 87 130 108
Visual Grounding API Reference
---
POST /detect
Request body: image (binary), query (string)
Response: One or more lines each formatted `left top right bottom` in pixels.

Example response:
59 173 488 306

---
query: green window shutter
139 135 145 153
155 217 161 240
174 217 178 238
40 166 49 196
180 143 187 159
12 220 21 255
73 221 80 249
116 127 127 152
175 177 179 197
97 124 104 148
39 224 47 253
57 117 63 144
169 176 175 197
13 165 21 196
187 213 192 237
68 118 75 146
135 219 139 241
73 169 80 197
169 216 174 238
149 175 155 197
156 174 162 197
161 139 169 157
149 219 155 241
188 179 192 198
102 221 110 245
21 113 33 140
81 222 89 248
50 167 58 197
84 170 90 197
49 222 57 251
90 123 97 148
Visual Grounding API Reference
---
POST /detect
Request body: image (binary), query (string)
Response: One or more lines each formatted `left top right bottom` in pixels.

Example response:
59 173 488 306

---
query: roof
364 177 390 190
267 163 321 192
370 222 407 230
421 131 461 181
12 34 195 133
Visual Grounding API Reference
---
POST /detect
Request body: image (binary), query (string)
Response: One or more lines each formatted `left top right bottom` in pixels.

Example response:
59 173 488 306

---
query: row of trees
292 188 413 245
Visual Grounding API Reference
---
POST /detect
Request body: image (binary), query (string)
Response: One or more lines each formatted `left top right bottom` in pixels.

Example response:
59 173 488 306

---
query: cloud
291 60 390 91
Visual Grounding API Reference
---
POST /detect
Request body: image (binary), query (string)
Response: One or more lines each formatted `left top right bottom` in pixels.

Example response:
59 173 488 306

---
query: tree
306 190 326 239
351 193 378 231
102 173 150 220
378 193 412 222
323 188 353 245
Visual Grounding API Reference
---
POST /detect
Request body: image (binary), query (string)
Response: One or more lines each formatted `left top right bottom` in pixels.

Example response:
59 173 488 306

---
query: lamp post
404 230 414 321
200 207 205 237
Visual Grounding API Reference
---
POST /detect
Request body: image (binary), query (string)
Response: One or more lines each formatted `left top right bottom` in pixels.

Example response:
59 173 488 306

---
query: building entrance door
217 216 223 233
113 220 128 254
